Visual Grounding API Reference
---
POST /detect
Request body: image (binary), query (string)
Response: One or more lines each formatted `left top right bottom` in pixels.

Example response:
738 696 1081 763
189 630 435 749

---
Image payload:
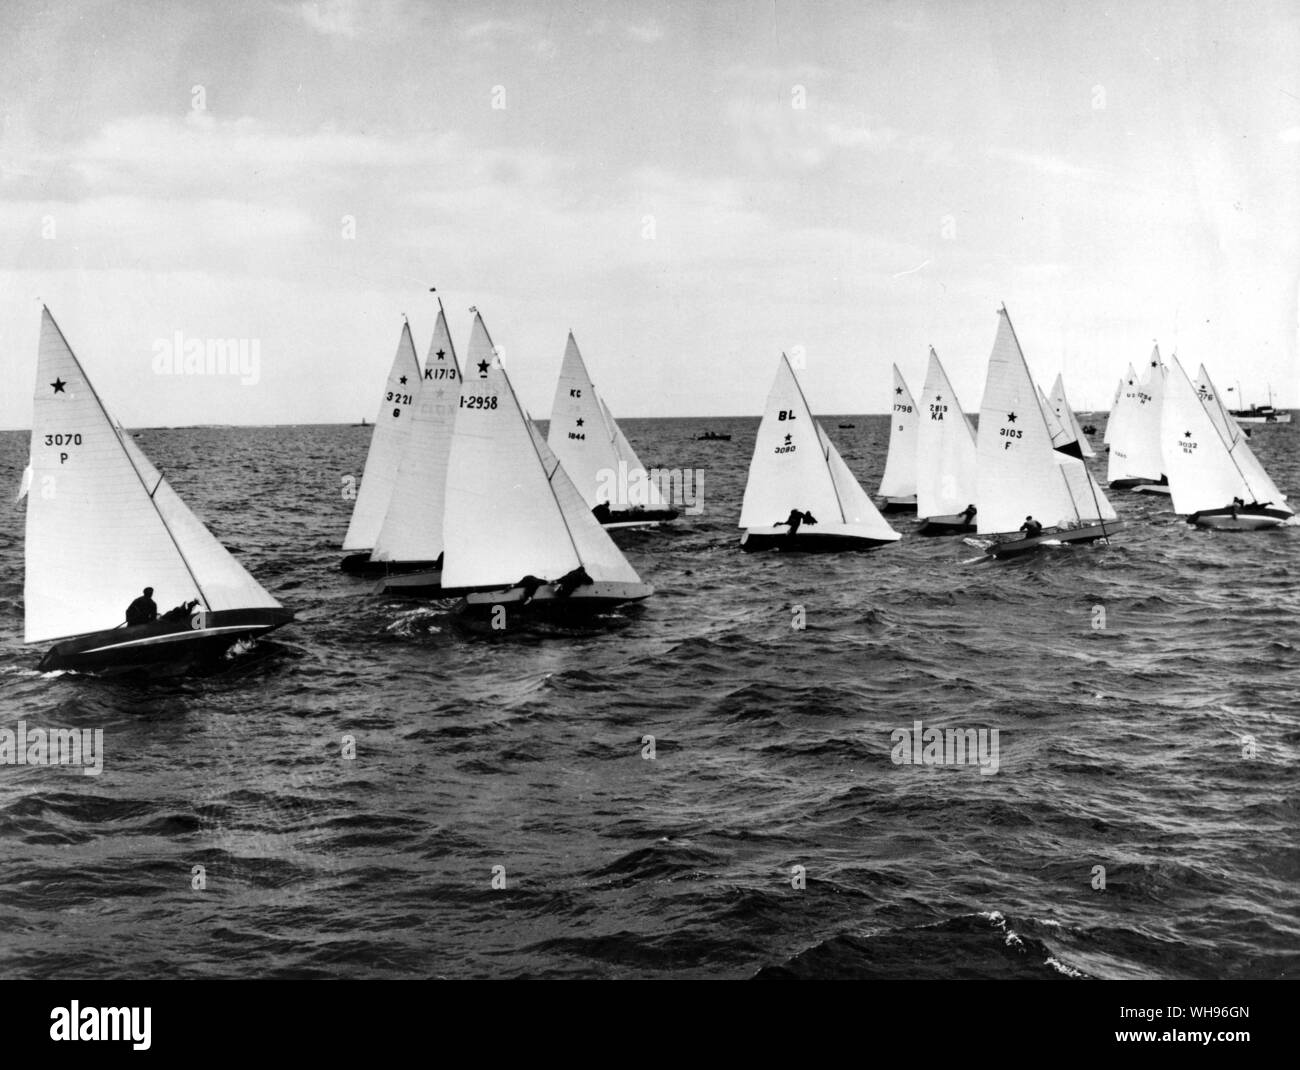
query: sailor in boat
124 587 158 626
514 566 594 605
1019 516 1044 538
779 508 818 537
961 504 977 525
161 599 200 623
592 501 612 523
1230 497 1244 518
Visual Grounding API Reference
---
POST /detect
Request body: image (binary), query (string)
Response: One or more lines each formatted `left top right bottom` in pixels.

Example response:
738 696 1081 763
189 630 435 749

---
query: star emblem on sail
739 353 899 551
23 307 291 670
341 319 423 558
915 347 978 529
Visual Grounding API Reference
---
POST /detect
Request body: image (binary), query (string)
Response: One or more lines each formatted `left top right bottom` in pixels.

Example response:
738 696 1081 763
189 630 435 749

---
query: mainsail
1162 357 1291 516
877 365 918 499
916 347 978 519
1194 364 1284 500
546 333 663 510
25 308 283 644
1103 366 1135 447
341 321 423 551
369 306 462 563
739 354 898 541
441 314 644 590
974 307 1116 535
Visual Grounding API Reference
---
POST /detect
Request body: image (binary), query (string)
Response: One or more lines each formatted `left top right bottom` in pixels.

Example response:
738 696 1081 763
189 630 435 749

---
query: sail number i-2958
460 395 499 409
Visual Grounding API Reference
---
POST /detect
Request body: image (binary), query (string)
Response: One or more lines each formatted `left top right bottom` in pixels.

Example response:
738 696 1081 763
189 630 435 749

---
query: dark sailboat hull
460 581 654 621
37 608 295 675
340 553 440 576
879 496 917 513
740 530 897 553
917 514 977 536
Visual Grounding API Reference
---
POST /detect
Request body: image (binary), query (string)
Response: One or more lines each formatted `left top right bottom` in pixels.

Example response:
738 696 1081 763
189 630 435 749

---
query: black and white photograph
0 0 1294 1034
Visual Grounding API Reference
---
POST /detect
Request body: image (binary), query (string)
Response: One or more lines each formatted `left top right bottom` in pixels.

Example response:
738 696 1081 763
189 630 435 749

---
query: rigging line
785 354 849 524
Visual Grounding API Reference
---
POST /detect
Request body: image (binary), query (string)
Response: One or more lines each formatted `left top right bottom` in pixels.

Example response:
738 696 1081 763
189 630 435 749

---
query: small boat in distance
439 312 654 620
739 354 900 552
697 430 731 441
974 306 1119 559
356 417 368 426
340 320 423 573
838 422 855 428
22 308 292 674
878 365 918 512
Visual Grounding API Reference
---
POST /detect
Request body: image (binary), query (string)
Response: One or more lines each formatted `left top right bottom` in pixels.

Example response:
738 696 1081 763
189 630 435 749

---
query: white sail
1038 383 1073 451
341 321 423 550
916 348 978 518
547 333 661 510
816 423 900 539
1195 364 1285 501
24 308 281 644
1109 348 1164 482
877 365 918 498
598 395 665 507
1103 366 1134 447
739 354 849 528
975 307 1115 534
1163 358 1290 515
441 313 643 589
1050 374 1095 457
370 307 462 563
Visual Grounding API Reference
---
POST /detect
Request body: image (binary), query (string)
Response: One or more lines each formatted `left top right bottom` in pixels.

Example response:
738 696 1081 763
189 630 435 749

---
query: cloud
288 0 360 39
625 22 664 44
987 147 1107 182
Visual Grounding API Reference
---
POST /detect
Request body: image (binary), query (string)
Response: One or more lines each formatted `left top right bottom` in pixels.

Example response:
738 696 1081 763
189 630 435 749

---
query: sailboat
974 306 1119 559
1107 347 1166 490
1161 358 1292 530
370 302 462 594
546 333 678 527
439 312 653 617
915 347 979 535
22 308 292 674
340 320 423 573
1049 375 1095 458
1102 368 1132 447
877 365 918 511
739 354 900 552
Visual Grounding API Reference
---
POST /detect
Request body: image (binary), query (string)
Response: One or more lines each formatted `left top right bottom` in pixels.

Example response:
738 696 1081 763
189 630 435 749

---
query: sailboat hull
1188 507 1291 531
461 581 654 618
340 553 440 576
981 524 1121 560
879 496 917 513
378 569 445 596
917 514 977 536
598 507 680 528
740 527 899 553
37 608 294 675
1108 477 1161 490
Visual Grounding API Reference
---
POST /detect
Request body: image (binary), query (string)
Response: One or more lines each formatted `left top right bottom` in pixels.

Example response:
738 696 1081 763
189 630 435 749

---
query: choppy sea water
0 416 1296 980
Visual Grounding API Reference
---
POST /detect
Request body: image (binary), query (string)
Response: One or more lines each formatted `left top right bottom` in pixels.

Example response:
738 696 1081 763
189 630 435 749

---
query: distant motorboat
838 422 855 428
697 430 731 441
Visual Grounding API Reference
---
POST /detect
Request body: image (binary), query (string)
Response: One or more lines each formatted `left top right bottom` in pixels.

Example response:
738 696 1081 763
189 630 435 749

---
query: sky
0 0 1297 427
